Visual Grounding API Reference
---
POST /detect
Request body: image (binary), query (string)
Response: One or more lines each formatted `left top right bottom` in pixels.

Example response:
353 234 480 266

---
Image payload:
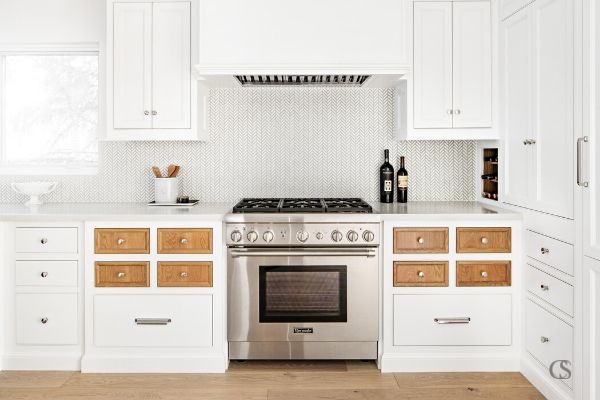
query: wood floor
0 361 545 399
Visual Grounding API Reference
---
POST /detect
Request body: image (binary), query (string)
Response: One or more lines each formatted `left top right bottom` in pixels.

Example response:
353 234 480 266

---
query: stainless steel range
226 198 380 360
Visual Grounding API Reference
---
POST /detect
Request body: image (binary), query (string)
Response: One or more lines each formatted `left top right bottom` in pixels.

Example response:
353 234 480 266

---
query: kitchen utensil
167 164 177 178
11 182 58 206
172 165 180 177
154 177 178 203
152 166 162 178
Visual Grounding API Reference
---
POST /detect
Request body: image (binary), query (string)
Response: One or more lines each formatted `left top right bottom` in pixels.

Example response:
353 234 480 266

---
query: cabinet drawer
526 264 573 316
456 227 511 253
157 262 213 287
526 230 574 276
393 228 449 254
94 228 150 254
16 293 78 345
157 228 213 254
16 260 77 287
93 294 212 347
393 262 448 287
526 300 573 388
16 227 78 253
393 294 511 346
456 261 511 287
95 262 149 287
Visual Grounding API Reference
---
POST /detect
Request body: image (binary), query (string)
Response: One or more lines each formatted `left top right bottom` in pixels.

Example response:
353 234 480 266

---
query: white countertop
373 201 520 220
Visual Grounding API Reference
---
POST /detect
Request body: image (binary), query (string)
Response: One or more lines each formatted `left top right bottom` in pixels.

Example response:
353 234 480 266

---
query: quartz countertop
372 201 520 221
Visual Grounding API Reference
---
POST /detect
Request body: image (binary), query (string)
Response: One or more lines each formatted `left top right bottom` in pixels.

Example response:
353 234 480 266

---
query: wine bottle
380 149 394 203
397 156 408 203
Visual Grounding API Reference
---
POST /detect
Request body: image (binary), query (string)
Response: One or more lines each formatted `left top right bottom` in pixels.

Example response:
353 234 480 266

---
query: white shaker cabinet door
151 2 191 129
452 1 492 128
530 0 574 219
413 2 453 129
583 256 600 399
501 8 533 208
113 2 152 129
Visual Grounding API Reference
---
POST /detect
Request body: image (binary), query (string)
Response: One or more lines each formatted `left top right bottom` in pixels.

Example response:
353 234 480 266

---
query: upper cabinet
107 0 208 141
402 0 495 140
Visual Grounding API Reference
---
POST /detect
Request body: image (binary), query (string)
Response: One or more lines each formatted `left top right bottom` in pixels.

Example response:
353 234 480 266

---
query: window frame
0 43 100 176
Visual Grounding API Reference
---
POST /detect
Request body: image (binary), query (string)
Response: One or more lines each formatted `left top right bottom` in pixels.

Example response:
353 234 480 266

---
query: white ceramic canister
154 177 178 203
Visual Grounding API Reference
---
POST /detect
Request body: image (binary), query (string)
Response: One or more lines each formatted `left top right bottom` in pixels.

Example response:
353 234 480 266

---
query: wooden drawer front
158 262 213 287
393 294 511 346
16 293 78 345
393 262 448 287
526 300 573 388
157 228 213 254
526 230 574 276
16 227 78 253
94 228 149 254
16 261 78 287
456 261 511 287
526 264 573 316
393 228 449 254
93 294 212 348
456 227 511 253
95 262 149 287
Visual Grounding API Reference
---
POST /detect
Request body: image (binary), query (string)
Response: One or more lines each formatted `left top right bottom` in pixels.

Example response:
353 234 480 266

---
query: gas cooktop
232 198 373 213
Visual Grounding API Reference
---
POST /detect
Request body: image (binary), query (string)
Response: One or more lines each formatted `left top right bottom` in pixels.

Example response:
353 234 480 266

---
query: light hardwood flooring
0 361 545 399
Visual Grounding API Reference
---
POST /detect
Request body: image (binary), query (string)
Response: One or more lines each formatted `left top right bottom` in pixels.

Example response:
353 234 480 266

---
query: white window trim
0 42 100 176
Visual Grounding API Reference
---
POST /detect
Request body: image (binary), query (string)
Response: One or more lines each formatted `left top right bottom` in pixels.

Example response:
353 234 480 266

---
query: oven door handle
229 248 377 258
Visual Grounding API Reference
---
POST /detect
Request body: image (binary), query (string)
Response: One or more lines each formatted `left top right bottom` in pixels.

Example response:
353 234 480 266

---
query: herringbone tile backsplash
0 88 476 204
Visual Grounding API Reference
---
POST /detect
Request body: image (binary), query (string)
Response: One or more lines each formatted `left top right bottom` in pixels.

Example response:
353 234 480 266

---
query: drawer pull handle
417 237 425 244
180 271 189 278
135 318 171 326
417 271 425 278
180 238 189 244
481 237 489 245
540 284 549 291
434 317 471 325
540 336 550 343
40 238 48 244
117 272 126 278
541 247 550 255
40 272 48 278
481 271 489 278
41 317 48 324
117 238 125 245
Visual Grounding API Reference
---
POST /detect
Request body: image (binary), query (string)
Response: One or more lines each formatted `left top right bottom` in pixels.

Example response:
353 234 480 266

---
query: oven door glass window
259 266 347 323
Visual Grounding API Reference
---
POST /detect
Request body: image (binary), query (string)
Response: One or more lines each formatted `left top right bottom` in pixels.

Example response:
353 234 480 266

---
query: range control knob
315 232 324 240
296 230 309 243
331 230 343 242
363 230 375 242
263 230 275 243
247 231 259 242
347 230 359 242
230 230 243 242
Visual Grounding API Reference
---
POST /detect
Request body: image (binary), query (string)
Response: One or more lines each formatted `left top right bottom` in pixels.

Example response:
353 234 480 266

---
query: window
0 45 99 175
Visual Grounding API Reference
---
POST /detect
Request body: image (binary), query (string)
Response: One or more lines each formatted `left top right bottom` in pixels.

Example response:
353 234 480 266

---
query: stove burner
281 198 325 213
232 198 373 213
231 198 281 213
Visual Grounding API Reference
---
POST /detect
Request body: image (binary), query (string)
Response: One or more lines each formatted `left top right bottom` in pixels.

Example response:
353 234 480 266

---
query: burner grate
232 198 373 213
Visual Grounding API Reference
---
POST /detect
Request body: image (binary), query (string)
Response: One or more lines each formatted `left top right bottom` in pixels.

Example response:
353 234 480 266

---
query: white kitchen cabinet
583 256 600 399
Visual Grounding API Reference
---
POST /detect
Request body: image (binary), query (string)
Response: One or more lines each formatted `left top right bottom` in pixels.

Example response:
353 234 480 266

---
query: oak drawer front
456 227 511 253
157 228 213 254
93 294 212 348
95 262 149 287
526 264 573 316
393 228 449 254
526 300 573 388
393 262 448 287
526 230 574 276
16 260 77 287
456 261 511 287
393 294 511 346
157 262 213 287
16 227 78 253
16 293 78 345
94 228 150 254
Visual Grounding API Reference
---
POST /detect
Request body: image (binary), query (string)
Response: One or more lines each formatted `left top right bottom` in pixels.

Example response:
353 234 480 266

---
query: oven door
228 247 378 342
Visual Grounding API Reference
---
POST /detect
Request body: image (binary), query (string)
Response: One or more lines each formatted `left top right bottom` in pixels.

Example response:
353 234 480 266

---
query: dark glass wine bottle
380 149 394 203
397 156 408 203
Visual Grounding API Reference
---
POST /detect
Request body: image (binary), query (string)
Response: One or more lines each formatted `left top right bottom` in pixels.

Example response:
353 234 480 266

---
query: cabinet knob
541 247 550 255
447 109 454 115
40 238 48 244
417 271 425 278
117 272 126 278
152 110 157 116
180 271 189 278
454 109 461 115
144 110 150 116
481 271 489 278
481 237 489 245
41 272 48 278
417 237 425 244
523 139 529 145
540 336 550 343
180 238 188 244
41 317 48 324
540 284 549 291
117 238 125 245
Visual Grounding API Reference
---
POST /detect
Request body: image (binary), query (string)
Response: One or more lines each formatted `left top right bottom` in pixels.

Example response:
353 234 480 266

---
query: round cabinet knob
417 271 425 278
180 238 188 244
230 230 242 242
347 230 359 242
454 109 461 115
417 237 425 244
40 238 48 244
41 318 48 324
296 231 309 243
117 238 125 245
152 110 157 116
180 271 188 278
481 271 489 278
540 336 550 343
117 272 126 278
481 237 489 245
41 272 48 278
363 230 375 242
315 232 324 240
263 231 274 243
541 247 550 255
331 230 343 242
144 110 150 116
540 284 550 291
247 231 259 242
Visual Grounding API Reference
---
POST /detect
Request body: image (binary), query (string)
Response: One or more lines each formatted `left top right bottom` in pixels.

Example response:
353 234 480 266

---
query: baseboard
521 357 573 400
81 354 228 373
3 353 81 371
380 353 520 372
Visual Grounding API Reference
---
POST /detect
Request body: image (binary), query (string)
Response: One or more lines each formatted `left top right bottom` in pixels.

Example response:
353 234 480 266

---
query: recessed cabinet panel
393 261 448 287
456 261 511 287
16 293 78 345
393 228 449 254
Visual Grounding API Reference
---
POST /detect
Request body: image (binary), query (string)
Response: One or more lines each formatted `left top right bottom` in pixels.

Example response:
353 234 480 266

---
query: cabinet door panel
452 1 492 128
152 2 191 129
583 257 600 399
413 2 453 129
113 3 152 129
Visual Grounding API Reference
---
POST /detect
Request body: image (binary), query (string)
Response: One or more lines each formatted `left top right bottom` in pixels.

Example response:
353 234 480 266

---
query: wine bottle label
398 176 408 188
384 180 392 192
